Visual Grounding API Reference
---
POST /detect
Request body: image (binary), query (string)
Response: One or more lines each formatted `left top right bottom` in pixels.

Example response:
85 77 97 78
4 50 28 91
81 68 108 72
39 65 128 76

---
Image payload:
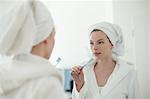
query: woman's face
90 30 113 61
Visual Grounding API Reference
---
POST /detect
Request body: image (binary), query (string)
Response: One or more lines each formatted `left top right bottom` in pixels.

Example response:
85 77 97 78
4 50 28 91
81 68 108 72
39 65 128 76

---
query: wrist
76 81 84 92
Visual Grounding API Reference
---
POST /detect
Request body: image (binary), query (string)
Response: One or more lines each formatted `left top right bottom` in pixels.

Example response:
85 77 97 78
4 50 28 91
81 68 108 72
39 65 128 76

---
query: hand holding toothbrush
71 58 93 92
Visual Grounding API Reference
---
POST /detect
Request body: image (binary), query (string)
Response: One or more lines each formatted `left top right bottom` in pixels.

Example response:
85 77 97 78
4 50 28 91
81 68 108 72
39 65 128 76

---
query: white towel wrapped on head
0 0 54 55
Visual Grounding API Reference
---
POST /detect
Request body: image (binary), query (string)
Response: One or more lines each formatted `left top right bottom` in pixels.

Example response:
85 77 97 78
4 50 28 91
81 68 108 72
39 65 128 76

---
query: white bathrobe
72 58 140 99
0 54 64 99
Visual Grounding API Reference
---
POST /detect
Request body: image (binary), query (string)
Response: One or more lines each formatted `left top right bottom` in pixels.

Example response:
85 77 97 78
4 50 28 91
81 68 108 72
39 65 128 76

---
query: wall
148 0 150 98
46 1 113 69
113 0 149 98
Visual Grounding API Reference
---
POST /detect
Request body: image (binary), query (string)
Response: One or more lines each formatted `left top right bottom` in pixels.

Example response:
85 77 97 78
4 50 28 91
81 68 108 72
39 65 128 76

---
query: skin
31 28 55 59
72 30 116 92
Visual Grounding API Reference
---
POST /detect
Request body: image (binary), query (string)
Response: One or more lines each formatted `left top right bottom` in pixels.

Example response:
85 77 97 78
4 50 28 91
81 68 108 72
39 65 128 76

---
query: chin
95 58 101 61
94 56 103 61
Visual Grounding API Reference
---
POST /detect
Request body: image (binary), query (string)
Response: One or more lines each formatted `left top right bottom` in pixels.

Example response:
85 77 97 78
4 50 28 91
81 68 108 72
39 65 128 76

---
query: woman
71 22 140 99
0 0 64 99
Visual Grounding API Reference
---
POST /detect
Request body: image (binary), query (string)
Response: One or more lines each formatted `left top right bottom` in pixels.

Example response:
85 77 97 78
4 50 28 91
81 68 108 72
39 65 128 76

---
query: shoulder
118 58 134 69
42 72 63 89
117 58 137 76
34 76 63 90
24 68 63 90
29 75 64 98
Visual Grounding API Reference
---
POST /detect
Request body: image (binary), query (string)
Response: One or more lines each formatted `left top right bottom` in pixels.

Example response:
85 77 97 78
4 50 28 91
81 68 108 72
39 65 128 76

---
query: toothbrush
55 57 61 66
81 58 93 69
71 58 93 75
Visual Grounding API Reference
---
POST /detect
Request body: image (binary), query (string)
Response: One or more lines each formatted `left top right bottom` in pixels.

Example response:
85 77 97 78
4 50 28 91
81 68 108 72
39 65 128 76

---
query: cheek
104 42 113 49
49 38 55 50
105 46 113 54
100 45 111 53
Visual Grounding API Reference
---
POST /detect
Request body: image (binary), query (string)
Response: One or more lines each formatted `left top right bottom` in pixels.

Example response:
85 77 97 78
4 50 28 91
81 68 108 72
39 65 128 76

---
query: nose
92 44 98 51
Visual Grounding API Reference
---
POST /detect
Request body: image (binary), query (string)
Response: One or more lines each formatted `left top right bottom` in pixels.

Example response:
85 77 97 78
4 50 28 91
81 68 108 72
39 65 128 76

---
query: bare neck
95 57 116 69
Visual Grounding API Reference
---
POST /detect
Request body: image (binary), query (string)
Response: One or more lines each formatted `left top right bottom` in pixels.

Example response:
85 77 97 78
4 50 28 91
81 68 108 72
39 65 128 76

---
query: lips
94 52 101 56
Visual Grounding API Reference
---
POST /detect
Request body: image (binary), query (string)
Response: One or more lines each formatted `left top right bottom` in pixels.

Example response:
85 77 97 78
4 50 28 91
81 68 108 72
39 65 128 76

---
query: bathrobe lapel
84 59 133 97
102 59 132 96
84 60 99 98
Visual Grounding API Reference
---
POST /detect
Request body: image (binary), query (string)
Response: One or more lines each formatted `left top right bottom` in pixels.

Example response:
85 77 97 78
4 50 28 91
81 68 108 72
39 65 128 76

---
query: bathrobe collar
0 53 62 95
84 58 133 97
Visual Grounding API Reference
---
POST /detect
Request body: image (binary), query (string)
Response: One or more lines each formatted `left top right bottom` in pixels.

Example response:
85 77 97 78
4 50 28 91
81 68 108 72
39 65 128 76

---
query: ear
43 40 48 44
110 44 114 49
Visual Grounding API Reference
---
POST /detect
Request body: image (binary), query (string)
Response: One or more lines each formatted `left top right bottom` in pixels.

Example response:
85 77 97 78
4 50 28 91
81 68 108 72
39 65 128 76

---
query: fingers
78 66 82 70
71 66 85 88
71 66 82 75
71 66 83 80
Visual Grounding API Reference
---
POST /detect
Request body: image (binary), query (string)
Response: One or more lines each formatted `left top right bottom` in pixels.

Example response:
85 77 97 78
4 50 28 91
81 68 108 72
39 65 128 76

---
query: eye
90 41 94 45
98 41 104 44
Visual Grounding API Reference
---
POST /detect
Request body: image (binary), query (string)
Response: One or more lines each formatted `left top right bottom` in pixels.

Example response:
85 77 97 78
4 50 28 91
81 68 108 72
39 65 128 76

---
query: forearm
72 82 88 99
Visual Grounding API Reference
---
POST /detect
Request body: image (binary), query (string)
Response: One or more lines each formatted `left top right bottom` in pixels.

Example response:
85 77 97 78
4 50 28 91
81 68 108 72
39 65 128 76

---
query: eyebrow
90 39 104 42
97 39 104 41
